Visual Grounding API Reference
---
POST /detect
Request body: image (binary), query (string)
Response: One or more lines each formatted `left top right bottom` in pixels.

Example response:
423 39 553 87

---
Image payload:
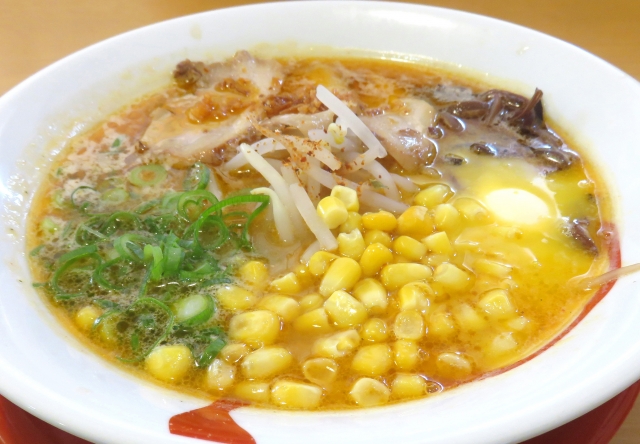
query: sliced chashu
140 51 285 159
361 98 437 172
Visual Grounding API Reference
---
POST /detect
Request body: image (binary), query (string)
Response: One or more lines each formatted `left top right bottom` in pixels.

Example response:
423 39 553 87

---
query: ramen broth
27 53 611 409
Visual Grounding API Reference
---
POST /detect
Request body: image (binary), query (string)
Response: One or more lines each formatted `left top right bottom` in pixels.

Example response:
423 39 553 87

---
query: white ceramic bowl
1 2 640 443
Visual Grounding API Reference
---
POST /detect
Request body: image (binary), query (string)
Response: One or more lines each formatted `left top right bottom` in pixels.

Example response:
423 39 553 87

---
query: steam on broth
28 51 612 409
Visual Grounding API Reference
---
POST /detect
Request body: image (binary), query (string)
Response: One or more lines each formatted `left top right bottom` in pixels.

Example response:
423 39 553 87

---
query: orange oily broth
26 55 610 410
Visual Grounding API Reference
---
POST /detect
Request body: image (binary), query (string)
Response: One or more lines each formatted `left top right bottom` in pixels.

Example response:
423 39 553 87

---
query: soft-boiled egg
484 187 551 226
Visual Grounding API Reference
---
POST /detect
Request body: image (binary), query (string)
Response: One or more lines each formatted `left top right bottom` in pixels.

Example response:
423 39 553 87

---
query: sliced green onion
177 189 218 221
144 244 164 282
172 293 214 327
58 245 98 263
51 245 102 299
113 233 151 262
191 194 270 252
93 257 125 291
70 185 97 209
102 188 129 205
116 297 174 363
75 215 108 245
162 234 184 277
100 211 141 237
161 192 182 211
128 165 167 187
51 190 66 209
192 216 229 252
29 244 44 257
135 198 162 215
183 162 211 191
93 299 120 310
197 337 226 367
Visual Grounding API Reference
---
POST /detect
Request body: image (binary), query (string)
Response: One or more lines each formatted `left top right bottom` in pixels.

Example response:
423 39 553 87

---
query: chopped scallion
128 165 167 187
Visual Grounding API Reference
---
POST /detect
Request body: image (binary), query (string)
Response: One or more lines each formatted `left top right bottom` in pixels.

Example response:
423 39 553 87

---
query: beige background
0 0 639 442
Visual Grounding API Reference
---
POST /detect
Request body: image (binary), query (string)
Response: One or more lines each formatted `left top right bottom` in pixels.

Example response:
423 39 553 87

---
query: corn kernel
98 315 119 345
317 196 349 229
393 310 424 340
308 251 338 276
352 344 392 376
428 309 456 338
303 358 339 386
337 229 366 260
299 293 325 313
241 347 292 379
393 254 412 264
257 294 301 323
507 316 530 331
271 380 323 409
75 305 102 331
391 374 427 399
499 278 518 292
234 381 270 403
324 290 368 328
380 263 432 290
219 343 250 364
436 352 472 378
433 263 471 292
489 332 518 355
145 345 193 382
293 308 333 334
433 203 462 234
206 358 236 392
396 206 434 238
331 185 359 212
478 289 516 320
352 278 388 314
452 303 486 332
349 378 390 406
363 230 393 248
293 263 314 288
474 258 512 279
454 197 492 224
237 260 269 289
392 236 427 261
319 257 362 296
340 212 363 233
429 282 448 302
413 184 453 208
422 254 449 268
422 231 454 255
361 318 389 342
228 310 281 346
362 211 397 232
269 272 303 295
393 340 420 370
216 285 256 311
397 282 432 312
359 243 394 277
313 330 361 358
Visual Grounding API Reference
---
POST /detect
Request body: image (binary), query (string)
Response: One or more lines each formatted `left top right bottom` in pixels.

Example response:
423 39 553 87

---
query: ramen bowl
1 2 640 443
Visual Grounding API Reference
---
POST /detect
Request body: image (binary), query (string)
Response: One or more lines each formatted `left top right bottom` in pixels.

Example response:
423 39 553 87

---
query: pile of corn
86 183 531 409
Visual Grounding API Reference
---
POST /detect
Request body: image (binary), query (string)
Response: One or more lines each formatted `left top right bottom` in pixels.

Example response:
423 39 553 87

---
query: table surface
1 0 639 442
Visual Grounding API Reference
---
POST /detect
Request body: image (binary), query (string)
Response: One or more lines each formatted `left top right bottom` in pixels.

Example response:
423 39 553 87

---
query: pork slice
264 110 334 135
361 98 437 172
195 50 285 98
140 52 285 160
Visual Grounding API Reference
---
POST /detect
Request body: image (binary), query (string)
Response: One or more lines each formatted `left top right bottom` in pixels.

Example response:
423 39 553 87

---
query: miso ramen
27 52 612 409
